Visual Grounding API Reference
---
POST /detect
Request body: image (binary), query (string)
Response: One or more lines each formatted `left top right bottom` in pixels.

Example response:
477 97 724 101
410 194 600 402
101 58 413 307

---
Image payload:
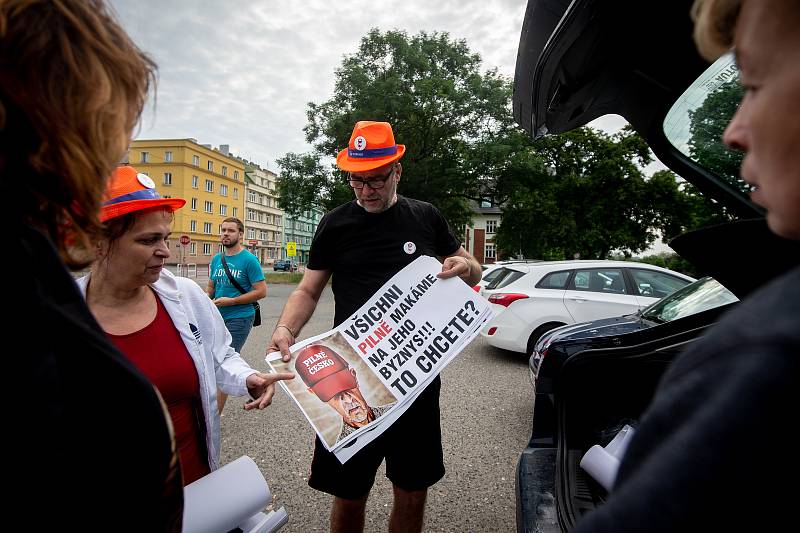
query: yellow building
128 139 246 267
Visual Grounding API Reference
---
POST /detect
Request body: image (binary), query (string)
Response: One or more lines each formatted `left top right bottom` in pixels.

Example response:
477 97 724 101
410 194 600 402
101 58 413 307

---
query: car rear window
481 268 505 285
485 268 525 290
536 270 570 289
663 52 748 199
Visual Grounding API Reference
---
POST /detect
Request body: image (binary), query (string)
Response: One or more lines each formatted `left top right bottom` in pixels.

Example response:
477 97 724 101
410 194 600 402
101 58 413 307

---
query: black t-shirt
308 195 460 326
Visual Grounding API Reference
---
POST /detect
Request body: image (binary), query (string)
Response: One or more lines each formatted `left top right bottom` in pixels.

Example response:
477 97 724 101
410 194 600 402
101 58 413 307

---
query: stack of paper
267 255 493 463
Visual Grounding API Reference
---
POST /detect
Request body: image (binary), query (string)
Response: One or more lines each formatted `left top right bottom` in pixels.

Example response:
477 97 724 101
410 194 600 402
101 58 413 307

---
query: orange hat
336 121 406 172
101 166 186 222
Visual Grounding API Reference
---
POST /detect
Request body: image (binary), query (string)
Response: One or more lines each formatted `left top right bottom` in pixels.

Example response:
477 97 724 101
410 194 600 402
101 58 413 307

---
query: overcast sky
110 0 626 171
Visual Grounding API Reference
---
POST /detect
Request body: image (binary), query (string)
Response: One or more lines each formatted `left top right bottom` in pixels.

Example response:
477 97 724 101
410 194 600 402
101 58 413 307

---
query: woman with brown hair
78 166 293 486
2 0 182 529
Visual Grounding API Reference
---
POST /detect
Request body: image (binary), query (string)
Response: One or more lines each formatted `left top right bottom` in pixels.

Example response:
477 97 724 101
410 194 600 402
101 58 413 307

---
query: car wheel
526 322 565 354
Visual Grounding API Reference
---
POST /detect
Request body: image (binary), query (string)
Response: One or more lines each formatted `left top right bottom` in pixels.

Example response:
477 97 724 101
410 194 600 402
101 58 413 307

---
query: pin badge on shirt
403 242 416 254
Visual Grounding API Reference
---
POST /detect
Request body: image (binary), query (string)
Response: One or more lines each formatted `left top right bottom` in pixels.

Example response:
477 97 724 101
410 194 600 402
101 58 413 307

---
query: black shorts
308 376 445 500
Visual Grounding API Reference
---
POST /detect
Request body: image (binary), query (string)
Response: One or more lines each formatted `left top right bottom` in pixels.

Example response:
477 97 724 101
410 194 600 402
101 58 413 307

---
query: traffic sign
180 235 190 246
286 241 297 257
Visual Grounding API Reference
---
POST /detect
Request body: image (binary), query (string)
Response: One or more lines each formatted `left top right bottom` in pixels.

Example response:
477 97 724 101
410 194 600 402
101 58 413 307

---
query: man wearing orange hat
269 121 481 532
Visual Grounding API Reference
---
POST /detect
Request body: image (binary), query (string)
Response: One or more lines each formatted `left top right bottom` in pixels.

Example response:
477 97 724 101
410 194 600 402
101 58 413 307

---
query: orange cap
100 166 186 222
336 121 406 172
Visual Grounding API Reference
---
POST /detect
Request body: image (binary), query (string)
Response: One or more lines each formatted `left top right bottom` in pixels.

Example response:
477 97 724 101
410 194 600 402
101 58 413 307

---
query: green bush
264 272 304 284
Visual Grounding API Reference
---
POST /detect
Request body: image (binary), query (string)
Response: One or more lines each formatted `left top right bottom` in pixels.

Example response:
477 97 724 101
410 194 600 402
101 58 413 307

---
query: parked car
273 259 296 272
511 0 800 531
479 260 694 353
530 275 737 408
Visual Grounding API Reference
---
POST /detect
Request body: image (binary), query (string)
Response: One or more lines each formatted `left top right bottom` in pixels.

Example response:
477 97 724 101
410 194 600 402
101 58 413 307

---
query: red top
108 293 210 486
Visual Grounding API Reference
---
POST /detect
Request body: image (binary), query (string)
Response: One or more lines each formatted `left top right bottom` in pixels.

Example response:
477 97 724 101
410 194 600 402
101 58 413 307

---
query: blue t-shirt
209 249 265 320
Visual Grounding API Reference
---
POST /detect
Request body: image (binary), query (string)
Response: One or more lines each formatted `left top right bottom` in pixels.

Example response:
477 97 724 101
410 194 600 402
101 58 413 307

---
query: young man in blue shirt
207 217 266 411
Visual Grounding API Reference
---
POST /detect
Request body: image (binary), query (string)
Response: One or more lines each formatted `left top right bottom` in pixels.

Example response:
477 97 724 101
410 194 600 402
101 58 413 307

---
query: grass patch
264 272 304 284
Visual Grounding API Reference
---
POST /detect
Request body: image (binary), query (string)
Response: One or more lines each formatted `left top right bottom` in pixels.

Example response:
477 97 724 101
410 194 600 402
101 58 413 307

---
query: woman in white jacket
79 166 293 485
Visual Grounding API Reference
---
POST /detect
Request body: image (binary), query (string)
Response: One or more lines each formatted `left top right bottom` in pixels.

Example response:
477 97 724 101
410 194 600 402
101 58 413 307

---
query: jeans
224 316 254 353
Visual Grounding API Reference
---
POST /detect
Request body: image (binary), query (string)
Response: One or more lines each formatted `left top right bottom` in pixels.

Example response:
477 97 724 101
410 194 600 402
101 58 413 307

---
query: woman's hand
243 371 295 410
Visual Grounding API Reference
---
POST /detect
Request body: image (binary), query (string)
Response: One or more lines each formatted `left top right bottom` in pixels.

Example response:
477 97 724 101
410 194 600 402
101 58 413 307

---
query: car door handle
568 297 587 303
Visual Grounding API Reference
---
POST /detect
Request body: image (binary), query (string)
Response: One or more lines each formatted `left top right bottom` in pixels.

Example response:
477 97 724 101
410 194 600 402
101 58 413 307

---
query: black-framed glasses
348 165 395 189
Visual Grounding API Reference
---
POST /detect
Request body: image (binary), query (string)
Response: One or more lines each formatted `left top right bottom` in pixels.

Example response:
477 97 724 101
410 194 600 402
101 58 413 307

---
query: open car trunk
552 329 706 530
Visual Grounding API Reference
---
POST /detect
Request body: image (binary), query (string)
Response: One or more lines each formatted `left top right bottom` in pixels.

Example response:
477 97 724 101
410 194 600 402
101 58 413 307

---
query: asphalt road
221 283 533 532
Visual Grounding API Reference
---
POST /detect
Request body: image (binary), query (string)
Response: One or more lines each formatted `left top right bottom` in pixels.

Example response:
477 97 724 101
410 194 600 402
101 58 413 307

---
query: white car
480 260 695 353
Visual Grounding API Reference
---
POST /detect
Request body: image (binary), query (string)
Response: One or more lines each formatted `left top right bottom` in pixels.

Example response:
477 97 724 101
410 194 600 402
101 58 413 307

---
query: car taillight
487 327 497 335
488 293 529 307
472 285 480 292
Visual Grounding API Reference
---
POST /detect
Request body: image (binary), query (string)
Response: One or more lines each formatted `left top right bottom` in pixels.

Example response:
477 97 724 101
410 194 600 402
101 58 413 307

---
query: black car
531 277 738 394
273 259 296 272
511 0 800 531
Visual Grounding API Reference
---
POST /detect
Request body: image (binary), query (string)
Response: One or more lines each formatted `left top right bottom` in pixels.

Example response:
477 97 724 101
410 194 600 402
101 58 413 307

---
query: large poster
267 255 493 463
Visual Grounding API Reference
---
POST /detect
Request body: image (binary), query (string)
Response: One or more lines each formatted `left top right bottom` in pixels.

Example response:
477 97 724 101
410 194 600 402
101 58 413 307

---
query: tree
277 29 520 228
275 152 328 217
495 127 689 259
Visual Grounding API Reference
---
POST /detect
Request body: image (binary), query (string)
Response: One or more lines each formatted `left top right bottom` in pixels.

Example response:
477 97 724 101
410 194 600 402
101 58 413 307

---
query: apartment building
243 163 283 265
128 139 245 266
283 207 324 265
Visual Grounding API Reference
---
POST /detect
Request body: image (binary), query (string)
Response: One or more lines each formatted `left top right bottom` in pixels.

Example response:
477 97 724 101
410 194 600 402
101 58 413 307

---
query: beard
222 237 239 248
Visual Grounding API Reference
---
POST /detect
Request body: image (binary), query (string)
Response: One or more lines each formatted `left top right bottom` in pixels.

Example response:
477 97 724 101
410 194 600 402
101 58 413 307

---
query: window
248 191 257 203
485 268 525 291
630 269 691 299
203 222 212 234
486 220 498 234
233 170 239 180
220 184 228 196
190 220 197 232
481 268 506 286
248 209 256 221
248 228 256 239
485 244 495 259
205 179 213 192
164 151 173 162
260 230 268 240
163 172 172 185
233 188 238 199
189 242 196 255
219 204 227 216
192 175 198 188
191 198 197 211
203 243 212 255
207 160 213 171
204 201 212 213
536 270 571 289
232 207 238 218
192 155 200 166
140 151 149 163
221 165 227 177
571 269 627 294
275 215 282 226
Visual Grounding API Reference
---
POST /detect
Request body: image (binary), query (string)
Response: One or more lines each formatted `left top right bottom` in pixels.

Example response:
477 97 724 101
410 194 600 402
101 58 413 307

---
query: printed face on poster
270 331 397 449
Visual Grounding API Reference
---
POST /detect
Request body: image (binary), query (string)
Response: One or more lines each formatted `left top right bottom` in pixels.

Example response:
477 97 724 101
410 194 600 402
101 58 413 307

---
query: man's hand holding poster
266 255 493 463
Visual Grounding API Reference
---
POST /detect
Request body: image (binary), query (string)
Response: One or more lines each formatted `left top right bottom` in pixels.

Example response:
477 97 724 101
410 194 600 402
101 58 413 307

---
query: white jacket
76 269 255 471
